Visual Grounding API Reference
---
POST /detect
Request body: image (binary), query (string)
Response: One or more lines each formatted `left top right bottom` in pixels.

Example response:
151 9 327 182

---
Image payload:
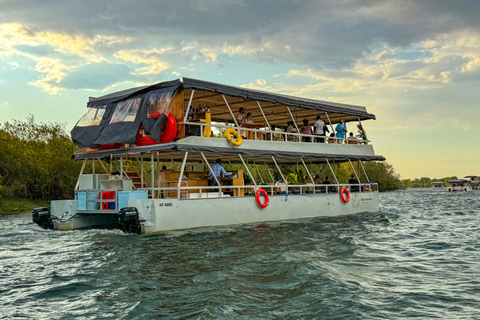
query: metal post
201 152 221 187
92 159 95 175
141 155 144 188
239 154 256 185
287 106 300 133
264 162 275 183
348 159 360 182
177 152 189 199
151 152 154 198
301 158 315 185
272 156 287 185
183 90 195 123
74 160 87 190
253 161 265 184
326 159 339 185
360 161 370 182
120 156 123 177
325 112 335 135
223 95 239 127
256 101 271 131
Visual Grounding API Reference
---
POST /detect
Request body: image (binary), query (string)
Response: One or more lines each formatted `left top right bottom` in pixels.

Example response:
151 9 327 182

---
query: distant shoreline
0 199 49 215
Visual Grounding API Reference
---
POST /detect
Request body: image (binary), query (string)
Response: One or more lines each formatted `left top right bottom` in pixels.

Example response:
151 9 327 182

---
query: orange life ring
340 187 350 203
255 189 269 208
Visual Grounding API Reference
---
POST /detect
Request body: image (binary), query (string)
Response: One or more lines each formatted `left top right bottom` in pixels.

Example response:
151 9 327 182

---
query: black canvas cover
71 83 180 148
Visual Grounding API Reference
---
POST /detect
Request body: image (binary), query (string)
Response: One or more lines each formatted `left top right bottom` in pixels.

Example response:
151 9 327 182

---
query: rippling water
1 189 480 319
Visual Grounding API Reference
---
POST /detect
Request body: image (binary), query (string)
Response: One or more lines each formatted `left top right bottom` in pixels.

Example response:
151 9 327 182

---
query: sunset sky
1 0 479 179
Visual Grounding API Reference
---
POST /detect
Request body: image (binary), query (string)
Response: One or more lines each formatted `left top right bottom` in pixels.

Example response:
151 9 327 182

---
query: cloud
114 48 171 75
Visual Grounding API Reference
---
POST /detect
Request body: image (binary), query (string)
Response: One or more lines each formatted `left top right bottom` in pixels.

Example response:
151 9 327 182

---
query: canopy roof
73 77 377 148
74 142 385 165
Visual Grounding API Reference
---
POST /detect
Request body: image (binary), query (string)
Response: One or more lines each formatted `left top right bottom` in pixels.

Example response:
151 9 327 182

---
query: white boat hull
128 191 379 234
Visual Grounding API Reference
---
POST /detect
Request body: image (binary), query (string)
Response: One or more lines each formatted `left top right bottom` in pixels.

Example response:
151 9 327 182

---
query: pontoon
33 78 385 234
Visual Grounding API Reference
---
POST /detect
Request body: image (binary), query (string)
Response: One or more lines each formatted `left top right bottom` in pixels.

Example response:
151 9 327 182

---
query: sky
0 0 479 179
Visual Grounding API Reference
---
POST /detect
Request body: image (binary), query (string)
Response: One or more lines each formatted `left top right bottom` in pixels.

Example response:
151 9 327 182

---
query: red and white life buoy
256 189 269 208
339 187 350 203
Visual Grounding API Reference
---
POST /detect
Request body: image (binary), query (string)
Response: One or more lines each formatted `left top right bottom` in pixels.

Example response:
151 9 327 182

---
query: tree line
0 116 401 202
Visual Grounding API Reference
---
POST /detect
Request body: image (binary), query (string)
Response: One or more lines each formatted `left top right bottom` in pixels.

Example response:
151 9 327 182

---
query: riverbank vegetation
1 116 401 213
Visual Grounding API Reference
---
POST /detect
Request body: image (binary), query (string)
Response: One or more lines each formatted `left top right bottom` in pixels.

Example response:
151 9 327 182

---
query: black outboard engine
118 207 142 234
32 207 54 229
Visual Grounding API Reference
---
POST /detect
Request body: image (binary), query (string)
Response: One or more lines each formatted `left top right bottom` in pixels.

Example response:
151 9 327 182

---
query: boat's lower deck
50 191 379 233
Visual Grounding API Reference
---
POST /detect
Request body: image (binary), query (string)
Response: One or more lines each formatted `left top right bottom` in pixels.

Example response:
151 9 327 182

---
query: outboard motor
118 207 142 234
32 207 54 229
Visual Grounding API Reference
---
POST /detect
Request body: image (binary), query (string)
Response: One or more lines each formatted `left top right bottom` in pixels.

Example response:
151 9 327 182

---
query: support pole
301 158 315 185
183 90 195 123
120 156 123 177
264 162 275 183
326 159 339 185
287 106 300 133
151 152 154 198
223 95 239 127
75 160 87 190
201 152 221 188
348 159 360 182
177 152 189 199
325 112 335 135
272 156 287 185
253 161 265 184
141 155 144 188
239 155 256 185
256 101 271 131
360 161 370 182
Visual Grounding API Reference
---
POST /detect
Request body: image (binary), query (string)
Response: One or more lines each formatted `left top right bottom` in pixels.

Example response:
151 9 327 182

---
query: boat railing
137 182 378 200
183 121 369 144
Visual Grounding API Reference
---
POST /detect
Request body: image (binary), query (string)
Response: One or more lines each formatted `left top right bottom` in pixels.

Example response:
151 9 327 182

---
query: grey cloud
3 0 480 74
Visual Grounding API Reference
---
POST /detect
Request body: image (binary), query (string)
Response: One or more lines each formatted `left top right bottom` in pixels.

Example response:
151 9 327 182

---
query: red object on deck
136 113 177 146
101 191 115 210
97 143 124 150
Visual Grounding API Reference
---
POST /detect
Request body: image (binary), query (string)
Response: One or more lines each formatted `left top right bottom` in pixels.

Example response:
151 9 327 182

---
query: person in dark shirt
349 174 359 192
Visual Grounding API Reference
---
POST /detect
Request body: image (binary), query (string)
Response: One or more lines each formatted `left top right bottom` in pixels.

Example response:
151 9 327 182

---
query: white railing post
239 155 256 185
183 90 195 123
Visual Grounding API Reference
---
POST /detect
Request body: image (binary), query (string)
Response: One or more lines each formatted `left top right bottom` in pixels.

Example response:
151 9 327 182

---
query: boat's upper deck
72 77 382 162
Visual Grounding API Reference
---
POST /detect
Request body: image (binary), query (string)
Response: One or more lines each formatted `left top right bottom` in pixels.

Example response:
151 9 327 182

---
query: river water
1 189 479 319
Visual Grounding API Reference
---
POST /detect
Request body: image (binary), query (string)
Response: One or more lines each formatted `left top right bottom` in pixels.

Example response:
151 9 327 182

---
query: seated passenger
346 132 360 144
323 176 337 193
348 174 359 192
328 133 336 143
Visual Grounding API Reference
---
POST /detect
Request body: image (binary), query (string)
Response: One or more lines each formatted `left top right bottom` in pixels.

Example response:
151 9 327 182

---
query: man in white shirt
314 116 328 143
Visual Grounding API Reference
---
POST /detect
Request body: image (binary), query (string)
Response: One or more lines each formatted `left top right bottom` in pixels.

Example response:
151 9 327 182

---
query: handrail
183 121 370 144
135 182 379 199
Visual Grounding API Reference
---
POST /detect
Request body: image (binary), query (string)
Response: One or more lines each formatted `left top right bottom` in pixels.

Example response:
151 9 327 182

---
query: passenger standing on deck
335 119 347 143
300 119 313 142
314 116 328 143
286 121 295 141
236 107 245 137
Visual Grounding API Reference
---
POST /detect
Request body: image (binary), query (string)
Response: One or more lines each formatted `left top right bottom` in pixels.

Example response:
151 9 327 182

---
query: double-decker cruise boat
33 78 385 234
446 179 472 192
431 181 445 189
464 176 479 190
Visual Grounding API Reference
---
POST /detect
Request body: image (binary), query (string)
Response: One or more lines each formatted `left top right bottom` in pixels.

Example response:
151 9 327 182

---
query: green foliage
0 115 81 200
361 162 400 191
399 176 466 188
